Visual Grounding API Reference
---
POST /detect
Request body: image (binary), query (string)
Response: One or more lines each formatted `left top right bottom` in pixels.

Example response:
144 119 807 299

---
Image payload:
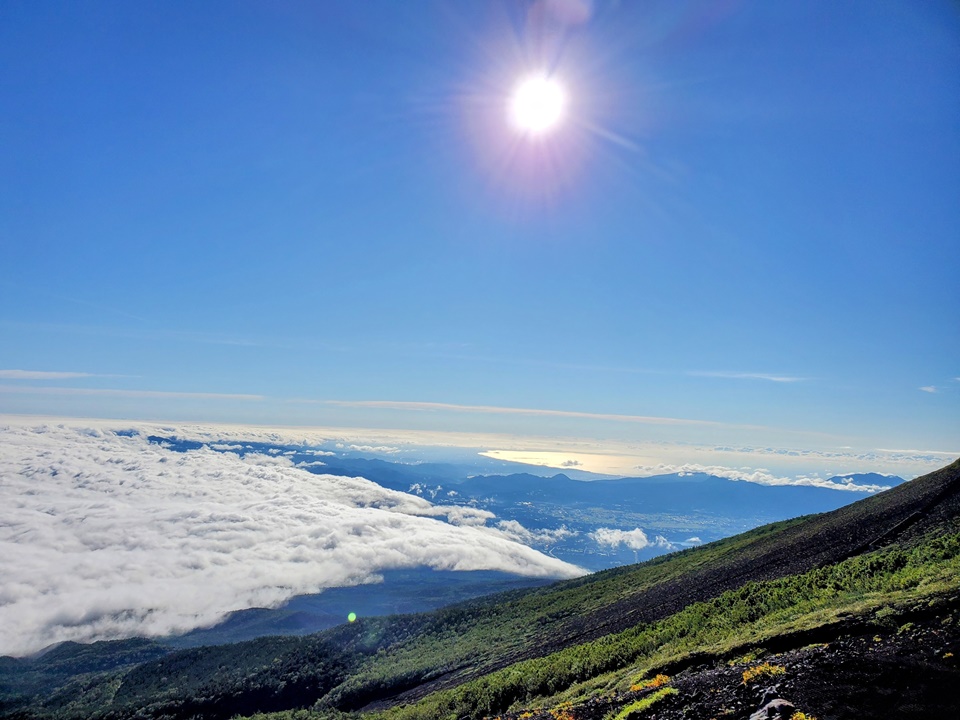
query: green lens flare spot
347 612 357 623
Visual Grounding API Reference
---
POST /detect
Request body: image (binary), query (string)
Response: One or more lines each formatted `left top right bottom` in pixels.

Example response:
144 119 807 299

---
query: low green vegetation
607 687 678 720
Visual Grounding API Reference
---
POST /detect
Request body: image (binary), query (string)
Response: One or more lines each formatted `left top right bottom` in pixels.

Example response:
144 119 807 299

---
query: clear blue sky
1 1 957 461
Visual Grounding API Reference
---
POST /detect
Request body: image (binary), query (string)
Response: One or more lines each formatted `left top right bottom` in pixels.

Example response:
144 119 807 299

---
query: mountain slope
371 527 960 720
2 459 957 720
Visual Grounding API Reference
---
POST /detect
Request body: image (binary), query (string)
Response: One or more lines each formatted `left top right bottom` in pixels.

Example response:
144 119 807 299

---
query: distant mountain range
450 470 903 517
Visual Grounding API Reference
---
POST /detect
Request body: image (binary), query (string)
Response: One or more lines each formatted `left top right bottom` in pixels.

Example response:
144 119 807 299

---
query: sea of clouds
0 421 584 656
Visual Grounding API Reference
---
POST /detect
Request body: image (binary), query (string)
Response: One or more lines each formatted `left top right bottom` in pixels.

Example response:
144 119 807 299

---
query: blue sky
1 0 958 471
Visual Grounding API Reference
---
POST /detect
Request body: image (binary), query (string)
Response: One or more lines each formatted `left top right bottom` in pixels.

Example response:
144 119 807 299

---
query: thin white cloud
0 320 279 349
493 520 578 546
0 422 583 656
632 462 893 493
338 443 401 454
689 371 805 383
322 399 768 430
297 460 328 469
0 369 99 380
0 385 263 401
710 444 958 468
919 386 938 393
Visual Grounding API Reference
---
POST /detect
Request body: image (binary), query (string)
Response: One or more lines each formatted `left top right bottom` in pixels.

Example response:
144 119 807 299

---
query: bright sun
509 74 566 135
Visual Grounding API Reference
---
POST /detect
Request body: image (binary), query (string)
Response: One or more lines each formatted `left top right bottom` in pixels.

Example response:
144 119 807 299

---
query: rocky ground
497 606 960 720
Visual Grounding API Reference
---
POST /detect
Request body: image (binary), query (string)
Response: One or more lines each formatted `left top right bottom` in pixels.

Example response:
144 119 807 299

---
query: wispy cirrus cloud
688 371 806 383
0 320 285 350
320 399 768 430
876 447 959 457
919 386 938 393
0 385 263 401
0 369 101 380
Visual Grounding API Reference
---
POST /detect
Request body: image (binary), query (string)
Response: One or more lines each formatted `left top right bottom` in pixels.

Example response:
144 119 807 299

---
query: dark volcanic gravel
497 603 960 720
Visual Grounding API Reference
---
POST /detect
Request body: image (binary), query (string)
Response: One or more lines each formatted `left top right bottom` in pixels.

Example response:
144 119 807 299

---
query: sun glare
509 74 566 135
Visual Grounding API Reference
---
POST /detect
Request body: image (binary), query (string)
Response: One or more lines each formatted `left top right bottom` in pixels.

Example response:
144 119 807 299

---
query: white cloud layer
632 462 895 493
590 528 672 551
0 422 583 656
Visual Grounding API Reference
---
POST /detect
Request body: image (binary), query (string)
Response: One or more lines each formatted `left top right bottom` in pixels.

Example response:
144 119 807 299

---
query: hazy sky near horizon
1 1 958 458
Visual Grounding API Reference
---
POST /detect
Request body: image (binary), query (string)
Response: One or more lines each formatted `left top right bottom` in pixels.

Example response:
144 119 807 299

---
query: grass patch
607 687 677 720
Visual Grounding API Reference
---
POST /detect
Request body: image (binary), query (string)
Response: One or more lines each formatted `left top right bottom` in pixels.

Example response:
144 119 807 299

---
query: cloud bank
0 422 583 656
